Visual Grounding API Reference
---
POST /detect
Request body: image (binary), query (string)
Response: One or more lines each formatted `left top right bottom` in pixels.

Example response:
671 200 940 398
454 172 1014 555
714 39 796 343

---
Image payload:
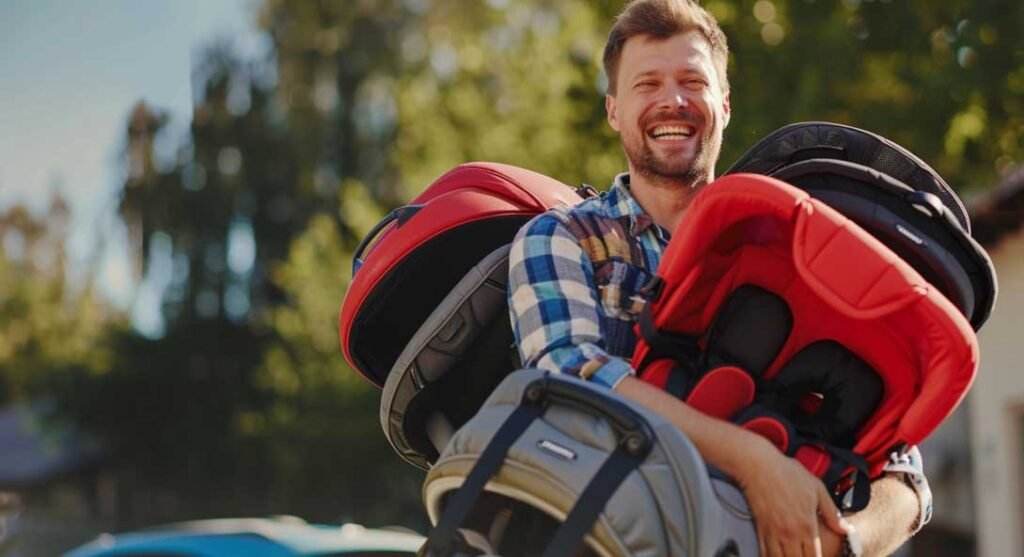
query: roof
0 403 105 489
968 165 1024 248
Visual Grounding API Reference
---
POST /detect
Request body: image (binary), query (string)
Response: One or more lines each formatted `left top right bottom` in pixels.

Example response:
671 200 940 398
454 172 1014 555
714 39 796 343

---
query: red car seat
339 162 585 388
634 174 979 510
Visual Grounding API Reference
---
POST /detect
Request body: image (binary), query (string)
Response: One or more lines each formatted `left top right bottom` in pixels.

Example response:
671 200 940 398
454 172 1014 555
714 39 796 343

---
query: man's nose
660 87 689 110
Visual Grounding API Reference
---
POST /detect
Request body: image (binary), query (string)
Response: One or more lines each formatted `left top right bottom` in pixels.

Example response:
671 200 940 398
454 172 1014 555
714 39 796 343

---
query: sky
0 0 267 324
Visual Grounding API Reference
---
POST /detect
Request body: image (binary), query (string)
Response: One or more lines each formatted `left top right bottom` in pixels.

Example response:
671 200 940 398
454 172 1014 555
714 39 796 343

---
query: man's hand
737 440 849 557
615 376 849 556
818 525 845 557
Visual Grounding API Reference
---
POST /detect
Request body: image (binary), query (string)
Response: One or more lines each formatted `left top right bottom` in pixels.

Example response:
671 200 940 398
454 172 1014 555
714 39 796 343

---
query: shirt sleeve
507 212 634 389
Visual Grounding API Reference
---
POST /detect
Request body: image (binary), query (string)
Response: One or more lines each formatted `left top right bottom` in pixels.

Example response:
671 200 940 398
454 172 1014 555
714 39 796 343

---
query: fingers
763 520 821 557
816 485 849 536
780 528 821 557
745 455 847 557
765 538 786 557
753 507 829 555
799 522 822 557
810 536 823 557
765 539 817 557
788 539 820 557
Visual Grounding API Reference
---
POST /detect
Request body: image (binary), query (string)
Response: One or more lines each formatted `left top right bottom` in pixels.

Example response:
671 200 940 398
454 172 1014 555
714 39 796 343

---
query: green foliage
0 200 115 404
379 0 1023 196
715 0 1024 192
258 0 413 210
119 48 306 327
47 41 423 524
389 0 623 195
253 207 422 524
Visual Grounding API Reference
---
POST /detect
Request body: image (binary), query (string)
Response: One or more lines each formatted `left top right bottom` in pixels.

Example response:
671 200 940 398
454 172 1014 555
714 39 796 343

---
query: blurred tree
387 0 623 195
259 0 414 221
119 47 304 328
384 0 1022 196
54 31 423 525
252 204 423 525
0 198 112 404
713 0 1024 193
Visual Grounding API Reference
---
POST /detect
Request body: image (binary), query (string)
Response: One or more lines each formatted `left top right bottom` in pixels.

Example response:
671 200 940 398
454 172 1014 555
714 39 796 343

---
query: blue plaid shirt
508 173 670 389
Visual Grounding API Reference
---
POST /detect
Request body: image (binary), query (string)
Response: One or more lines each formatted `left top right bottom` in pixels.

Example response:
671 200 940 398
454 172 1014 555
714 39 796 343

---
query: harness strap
575 184 600 199
541 445 645 557
637 305 701 372
733 404 871 511
664 363 693 400
423 402 542 556
426 377 654 557
821 444 872 512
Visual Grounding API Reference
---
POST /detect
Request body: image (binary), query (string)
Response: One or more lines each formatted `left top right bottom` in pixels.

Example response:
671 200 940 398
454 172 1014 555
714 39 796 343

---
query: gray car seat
420 368 758 557
379 246 756 556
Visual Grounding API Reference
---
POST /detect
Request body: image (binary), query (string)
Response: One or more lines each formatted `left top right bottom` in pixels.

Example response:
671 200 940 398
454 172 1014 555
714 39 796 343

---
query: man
507 1 930 556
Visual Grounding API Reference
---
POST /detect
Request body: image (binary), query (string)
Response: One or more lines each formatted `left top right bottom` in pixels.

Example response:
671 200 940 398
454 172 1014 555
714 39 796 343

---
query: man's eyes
632 77 707 90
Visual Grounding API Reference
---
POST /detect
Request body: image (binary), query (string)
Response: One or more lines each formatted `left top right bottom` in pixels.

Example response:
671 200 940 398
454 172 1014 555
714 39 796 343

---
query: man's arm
616 376 849 556
820 449 931 557
508 212 633 388
617 378 930 557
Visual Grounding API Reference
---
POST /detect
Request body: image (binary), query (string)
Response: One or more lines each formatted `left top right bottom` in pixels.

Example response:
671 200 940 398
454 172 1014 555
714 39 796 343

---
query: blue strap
423 402 542 556
664 363 693 400
821 444 871 512
425 377 653 556
541 445 644 557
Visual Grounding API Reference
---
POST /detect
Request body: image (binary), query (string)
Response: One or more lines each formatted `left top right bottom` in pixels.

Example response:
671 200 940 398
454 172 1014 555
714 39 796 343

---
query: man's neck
627 171 712 234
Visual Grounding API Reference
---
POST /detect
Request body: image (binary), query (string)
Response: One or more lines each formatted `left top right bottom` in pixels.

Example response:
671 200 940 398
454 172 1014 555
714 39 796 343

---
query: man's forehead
620 31 713 73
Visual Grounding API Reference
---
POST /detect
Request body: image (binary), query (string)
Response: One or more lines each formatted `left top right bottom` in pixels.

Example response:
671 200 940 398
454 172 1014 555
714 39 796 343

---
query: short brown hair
603 0 729 95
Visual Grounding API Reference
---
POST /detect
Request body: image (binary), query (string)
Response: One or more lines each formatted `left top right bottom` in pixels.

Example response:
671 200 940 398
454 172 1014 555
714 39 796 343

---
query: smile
649 125 696 139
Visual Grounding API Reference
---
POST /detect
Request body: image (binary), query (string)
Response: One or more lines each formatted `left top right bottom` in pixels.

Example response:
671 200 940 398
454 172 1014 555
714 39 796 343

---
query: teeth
651 125 695 138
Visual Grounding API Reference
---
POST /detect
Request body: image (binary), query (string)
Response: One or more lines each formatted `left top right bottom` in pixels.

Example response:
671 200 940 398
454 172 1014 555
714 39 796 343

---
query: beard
622 111 721 187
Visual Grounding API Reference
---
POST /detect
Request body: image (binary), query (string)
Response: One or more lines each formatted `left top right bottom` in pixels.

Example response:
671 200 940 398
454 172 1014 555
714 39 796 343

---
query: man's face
606 31 730 187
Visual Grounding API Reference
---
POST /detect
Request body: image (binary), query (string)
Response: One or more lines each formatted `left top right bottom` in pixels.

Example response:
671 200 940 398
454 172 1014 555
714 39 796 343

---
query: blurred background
0 0 1022 555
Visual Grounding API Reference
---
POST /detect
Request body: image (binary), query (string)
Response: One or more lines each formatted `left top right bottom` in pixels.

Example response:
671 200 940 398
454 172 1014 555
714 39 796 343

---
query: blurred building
915 403 977 555
964 166 1024 557
915 166 1024 557
0 403 114 556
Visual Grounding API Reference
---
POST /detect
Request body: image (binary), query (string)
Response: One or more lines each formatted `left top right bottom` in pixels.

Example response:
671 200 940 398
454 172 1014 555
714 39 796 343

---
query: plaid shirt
508 173 669 389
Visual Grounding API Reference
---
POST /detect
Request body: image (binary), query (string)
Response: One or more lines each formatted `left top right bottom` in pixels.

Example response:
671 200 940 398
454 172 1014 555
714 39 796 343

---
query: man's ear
722 91 731 129
606 94 620 132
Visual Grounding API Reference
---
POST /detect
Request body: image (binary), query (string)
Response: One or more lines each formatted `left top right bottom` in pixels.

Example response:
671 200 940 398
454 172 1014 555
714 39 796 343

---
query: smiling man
507 1 930 556
605 26 729 234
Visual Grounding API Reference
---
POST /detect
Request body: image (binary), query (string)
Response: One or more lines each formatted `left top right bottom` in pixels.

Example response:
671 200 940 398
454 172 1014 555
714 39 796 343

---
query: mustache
643 109 703 128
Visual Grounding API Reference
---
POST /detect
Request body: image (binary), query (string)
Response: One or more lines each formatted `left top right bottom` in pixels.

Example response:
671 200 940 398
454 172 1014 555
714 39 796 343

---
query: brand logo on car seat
896 224 925 245
538 440 577 461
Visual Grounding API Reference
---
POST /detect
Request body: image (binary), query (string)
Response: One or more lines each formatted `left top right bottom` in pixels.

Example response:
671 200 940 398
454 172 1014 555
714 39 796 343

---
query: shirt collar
608 173 670 240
